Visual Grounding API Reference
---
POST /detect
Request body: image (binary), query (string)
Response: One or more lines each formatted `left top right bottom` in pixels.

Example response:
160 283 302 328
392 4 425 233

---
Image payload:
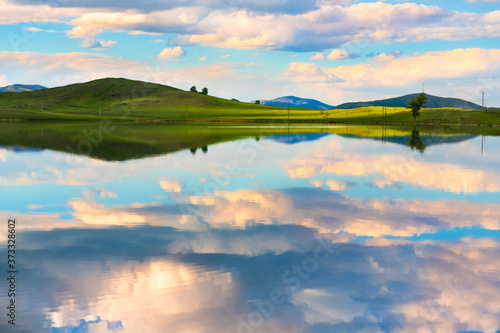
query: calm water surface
1 125 499 333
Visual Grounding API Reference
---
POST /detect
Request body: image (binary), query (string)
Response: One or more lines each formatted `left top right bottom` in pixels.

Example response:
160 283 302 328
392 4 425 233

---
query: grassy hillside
0 77 279 121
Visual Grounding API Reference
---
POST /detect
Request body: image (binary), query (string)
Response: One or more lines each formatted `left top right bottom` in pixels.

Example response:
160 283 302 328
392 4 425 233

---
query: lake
0 123 499 333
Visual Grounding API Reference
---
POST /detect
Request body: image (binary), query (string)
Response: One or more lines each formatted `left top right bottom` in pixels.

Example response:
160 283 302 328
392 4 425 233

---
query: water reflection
407 129 426 153
1 126 500 333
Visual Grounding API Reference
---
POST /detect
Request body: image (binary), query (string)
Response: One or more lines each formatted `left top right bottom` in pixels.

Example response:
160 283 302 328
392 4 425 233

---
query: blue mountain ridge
260 96 333 109
0 84 47 93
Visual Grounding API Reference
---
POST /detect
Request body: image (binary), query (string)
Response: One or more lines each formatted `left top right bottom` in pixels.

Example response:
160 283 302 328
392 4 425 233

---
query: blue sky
0 0 499 105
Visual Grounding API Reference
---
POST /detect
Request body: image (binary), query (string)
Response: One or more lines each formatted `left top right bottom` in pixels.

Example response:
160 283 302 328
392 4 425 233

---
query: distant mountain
260 96 333 109
333 93 483 110
0 84 46 93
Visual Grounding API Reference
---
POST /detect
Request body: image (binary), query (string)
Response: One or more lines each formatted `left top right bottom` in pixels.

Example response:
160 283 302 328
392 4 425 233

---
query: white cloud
25 27 60 33
67 26 102 39
325 49 360 60
158 46 185 59
372 50 404 62
98 40 117 48
310 52 325 60
67 26 116 49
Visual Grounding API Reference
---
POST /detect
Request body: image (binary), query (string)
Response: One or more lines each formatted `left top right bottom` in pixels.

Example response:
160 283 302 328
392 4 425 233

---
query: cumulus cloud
372 50 404 61
325 49 360 60
158 46 185 59
67 26 116 49
310 52 325 60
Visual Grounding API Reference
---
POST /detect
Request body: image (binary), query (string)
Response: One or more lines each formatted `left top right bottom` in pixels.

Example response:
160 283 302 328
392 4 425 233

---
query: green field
1 78 499 125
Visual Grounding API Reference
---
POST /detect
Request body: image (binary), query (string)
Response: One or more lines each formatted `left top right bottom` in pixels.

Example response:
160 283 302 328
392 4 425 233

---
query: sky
0 0 499 106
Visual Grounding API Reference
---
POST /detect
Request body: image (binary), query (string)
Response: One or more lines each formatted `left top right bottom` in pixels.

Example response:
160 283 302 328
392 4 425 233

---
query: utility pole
423 83 425 93
482 91 485 111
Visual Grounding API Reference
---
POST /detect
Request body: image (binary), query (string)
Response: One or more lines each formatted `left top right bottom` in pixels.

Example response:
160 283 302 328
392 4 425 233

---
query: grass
0 78 499 125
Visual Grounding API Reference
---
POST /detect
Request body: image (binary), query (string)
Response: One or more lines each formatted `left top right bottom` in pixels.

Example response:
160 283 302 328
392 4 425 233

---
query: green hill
334 93 483 110
0 77 275 121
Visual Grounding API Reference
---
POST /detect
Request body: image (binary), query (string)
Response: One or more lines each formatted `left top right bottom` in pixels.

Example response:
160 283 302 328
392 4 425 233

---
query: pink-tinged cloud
158 46 185 59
